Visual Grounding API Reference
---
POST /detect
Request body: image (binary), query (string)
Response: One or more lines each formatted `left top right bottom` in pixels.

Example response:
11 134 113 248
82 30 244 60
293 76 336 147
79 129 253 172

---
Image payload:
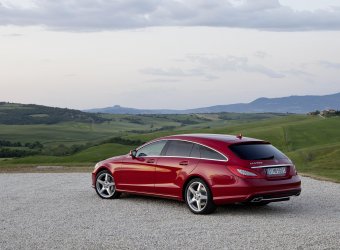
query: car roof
159 133 264 146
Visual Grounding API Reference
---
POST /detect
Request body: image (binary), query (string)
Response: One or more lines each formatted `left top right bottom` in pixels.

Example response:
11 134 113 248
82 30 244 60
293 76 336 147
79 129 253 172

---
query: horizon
1 0 340 110
1 90 339 111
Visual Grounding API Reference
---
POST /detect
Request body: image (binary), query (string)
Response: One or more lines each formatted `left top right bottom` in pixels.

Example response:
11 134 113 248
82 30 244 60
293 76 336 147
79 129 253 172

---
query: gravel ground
0 174 339 250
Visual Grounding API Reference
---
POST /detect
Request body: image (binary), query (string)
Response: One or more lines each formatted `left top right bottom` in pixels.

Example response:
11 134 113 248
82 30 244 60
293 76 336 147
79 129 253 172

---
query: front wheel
185 178 216 214
95 170 121 199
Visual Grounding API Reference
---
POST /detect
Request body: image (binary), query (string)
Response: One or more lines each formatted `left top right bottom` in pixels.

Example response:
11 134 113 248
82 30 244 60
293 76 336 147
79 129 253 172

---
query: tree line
0 137 144 158
0 140 43 157
0 140 43 149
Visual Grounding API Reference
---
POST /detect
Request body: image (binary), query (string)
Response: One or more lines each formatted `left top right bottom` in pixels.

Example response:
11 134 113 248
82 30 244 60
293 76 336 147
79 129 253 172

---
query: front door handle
179 161 188 166
146 159 155 164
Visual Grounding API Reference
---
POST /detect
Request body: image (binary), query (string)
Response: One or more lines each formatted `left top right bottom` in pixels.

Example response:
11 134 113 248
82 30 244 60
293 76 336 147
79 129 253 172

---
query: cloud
1 33 23 37
319 60 340 69
141 66 219 80
141 54 285 80
254 51 269 59
282 69 313 77
141 67 205 77
188 55 285 78
0 0 340 31
145 78 180 83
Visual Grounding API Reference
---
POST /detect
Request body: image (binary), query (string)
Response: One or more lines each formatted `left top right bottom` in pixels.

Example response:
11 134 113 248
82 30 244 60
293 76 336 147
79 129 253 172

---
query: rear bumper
212 175 302 205
246 188 301 203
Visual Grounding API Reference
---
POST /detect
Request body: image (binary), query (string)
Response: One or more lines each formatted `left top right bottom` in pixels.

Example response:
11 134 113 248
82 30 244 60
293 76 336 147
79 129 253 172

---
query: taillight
237 169 257 177
227 166 262 179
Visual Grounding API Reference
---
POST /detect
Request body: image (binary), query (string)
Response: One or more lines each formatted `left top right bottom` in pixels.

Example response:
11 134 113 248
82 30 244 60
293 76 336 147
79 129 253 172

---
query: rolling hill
0 112 339 182
85 92 340 114
0 99 340 182
0 102 109 124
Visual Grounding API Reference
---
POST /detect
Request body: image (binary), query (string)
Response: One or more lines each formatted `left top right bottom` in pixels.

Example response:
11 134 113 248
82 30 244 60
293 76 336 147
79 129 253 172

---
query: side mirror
129 149 137 159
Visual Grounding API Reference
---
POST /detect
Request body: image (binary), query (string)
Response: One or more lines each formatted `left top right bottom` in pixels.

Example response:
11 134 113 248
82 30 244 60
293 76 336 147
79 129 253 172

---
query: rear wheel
185 178 216 214
95 170 121 199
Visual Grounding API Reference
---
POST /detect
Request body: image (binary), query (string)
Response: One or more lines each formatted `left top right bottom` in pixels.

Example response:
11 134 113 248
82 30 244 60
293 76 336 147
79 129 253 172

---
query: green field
0 112 339 182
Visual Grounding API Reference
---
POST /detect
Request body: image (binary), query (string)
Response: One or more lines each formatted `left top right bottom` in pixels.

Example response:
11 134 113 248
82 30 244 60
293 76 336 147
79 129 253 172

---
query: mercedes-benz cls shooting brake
92 134 301 214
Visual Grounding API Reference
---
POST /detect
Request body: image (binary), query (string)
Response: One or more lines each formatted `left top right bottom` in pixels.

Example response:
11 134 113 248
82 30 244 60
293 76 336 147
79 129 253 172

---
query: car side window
136 140 167 157
190 144 201 158
199 145 226 160
165 140 194 157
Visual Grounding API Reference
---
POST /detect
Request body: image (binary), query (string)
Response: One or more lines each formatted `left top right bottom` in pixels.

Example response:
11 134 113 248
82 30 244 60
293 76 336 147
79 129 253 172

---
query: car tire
95 170 121 199
185 178 216 214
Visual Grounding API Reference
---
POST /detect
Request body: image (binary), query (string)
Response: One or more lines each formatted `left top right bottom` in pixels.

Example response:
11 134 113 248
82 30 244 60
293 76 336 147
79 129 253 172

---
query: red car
92 134 301 214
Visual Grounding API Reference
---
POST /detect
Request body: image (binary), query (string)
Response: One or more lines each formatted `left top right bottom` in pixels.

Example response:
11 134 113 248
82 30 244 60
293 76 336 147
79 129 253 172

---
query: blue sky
1 0 340 109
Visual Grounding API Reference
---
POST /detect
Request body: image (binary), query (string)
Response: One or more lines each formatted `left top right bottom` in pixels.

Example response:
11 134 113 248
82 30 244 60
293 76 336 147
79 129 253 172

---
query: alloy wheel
96 172 116 198
186 181 208 212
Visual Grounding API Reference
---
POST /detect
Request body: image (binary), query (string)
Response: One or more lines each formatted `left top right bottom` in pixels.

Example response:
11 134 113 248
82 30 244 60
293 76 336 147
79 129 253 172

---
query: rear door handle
147 159 155 164
179 161 188 166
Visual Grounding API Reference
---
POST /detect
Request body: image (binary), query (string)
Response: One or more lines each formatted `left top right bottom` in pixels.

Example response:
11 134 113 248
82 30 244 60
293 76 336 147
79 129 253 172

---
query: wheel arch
95 165 113 176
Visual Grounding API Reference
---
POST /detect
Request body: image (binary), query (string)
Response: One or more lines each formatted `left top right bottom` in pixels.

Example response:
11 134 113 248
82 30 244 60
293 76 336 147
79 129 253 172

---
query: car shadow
216 203 295 215
118 193 304 216
120 193 181 204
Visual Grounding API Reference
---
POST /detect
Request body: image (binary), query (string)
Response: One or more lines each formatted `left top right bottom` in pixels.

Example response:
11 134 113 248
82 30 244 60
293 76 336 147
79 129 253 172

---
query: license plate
266 167 287 176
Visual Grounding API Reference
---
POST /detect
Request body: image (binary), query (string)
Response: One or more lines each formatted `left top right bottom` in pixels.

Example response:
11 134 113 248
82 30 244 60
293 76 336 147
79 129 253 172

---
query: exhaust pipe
251 197 263 203
250 196 290 203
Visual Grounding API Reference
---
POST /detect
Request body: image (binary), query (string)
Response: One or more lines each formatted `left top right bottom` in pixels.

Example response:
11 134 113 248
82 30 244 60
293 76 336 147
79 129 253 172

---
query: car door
116 140 167 194
155 140 200 198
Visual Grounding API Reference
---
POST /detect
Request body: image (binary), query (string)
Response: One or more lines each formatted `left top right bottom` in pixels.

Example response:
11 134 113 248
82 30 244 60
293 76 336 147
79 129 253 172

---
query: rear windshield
229 143 287 160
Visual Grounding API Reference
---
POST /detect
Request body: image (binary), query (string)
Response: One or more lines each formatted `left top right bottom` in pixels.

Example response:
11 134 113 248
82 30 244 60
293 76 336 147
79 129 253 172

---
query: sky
1 0 340 110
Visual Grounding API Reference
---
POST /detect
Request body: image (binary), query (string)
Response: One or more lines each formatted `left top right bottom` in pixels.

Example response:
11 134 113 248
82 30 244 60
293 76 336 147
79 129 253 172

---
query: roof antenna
236 133 243 139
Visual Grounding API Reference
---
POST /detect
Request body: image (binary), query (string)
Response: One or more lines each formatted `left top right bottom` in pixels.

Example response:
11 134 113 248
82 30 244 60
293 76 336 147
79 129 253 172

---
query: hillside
0 113 339 182
85 92 340 114
0 112 285 155
0 102 109 124
85 105 179 115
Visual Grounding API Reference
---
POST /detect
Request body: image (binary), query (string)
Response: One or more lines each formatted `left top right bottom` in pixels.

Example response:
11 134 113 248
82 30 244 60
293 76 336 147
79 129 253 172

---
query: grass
287 142 340 182
0 113 339 182
0 143 133 166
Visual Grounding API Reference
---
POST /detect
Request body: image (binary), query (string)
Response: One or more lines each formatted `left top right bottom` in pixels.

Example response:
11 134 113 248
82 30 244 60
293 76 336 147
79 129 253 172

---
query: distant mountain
85 92 340 114
0 102 109 125
85 105 180 115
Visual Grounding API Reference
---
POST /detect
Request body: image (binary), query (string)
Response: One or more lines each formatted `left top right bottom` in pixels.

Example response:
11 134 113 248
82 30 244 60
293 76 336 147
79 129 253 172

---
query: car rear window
229 143 287 160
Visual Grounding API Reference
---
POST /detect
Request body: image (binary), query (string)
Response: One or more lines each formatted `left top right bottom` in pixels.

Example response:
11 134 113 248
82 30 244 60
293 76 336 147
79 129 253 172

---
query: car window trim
158 155 228 162
137 138 228 162
250 164 290 169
